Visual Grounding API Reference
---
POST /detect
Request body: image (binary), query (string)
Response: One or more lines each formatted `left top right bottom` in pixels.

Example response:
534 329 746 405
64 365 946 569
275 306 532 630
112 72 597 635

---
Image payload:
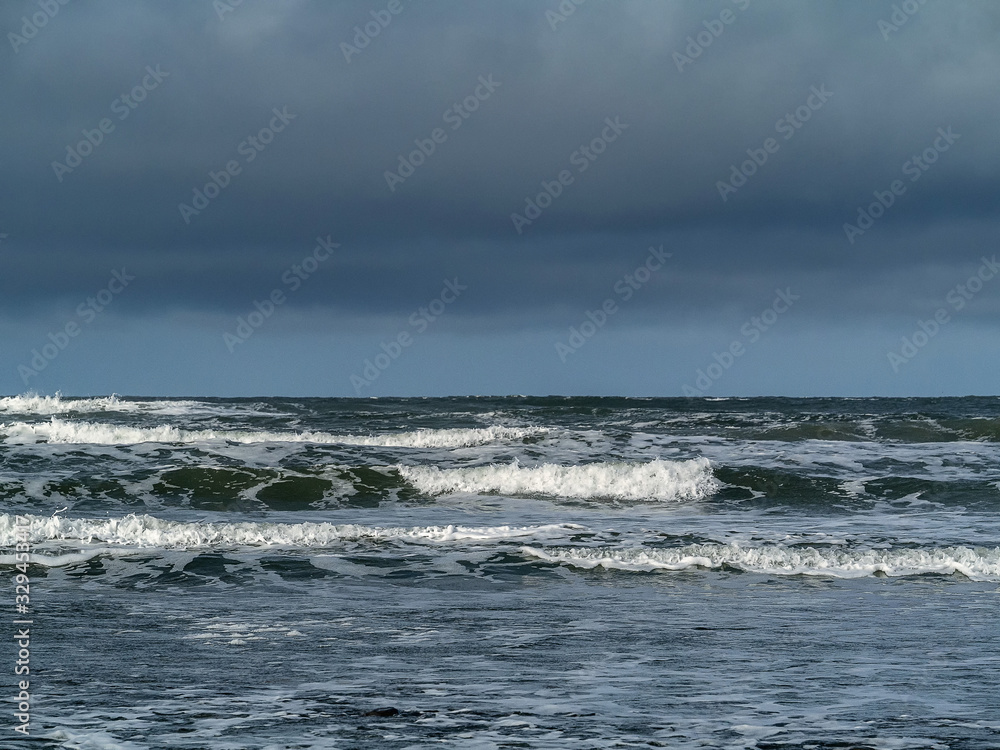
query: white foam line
521 543 1000 580
0 393 213 415
0 513 581 552
0 418 542 448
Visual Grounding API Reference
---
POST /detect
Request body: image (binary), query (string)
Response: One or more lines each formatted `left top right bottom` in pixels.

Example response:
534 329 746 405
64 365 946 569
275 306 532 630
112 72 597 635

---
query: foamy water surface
2 395 999 749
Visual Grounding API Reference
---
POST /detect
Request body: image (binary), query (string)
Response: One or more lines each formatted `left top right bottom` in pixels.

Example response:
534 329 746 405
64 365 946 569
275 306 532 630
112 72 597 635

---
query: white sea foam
397 458 719 501
521 543 1000 580
0 513 578 553
0 393 131 414
0 418 539 448
0 550 113 567
629 432 1000 483
342 425 541 448
46 728 147 750
0 393 215 416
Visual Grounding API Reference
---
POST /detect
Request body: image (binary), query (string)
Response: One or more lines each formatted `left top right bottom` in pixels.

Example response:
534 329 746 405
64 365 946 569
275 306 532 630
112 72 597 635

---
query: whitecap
521 543 1000 580
0 418 541 448
397 457 718 502
0 513 579 551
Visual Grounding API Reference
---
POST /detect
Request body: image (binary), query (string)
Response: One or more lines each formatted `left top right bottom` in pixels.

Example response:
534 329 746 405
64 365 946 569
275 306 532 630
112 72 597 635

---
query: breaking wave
0 393 144 414
521 543 1000 580
0 393 253 417
397 458 718 502
0 418 539 448
0 513 578 556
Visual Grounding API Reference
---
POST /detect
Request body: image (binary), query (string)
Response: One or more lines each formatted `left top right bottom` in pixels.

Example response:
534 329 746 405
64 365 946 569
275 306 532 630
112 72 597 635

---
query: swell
714 466 1000 510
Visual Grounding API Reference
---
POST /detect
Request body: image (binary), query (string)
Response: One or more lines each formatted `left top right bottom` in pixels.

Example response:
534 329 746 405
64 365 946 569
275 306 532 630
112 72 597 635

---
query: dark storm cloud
1 0 998 324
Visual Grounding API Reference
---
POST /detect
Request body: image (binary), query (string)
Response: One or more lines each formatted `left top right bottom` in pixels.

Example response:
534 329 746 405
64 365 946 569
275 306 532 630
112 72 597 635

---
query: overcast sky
1 0 998 396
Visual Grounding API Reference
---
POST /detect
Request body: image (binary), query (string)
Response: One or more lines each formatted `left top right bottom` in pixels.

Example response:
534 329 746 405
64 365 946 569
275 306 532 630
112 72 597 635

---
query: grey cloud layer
2 0 998 323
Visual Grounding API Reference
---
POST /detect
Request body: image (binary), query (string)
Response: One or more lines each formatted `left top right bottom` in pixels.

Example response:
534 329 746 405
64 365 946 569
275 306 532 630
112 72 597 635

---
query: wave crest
0 513 577 552
0 419 539 448
0 393 133 415
521 543 1000 580
397 458 718 501
0 392 236 416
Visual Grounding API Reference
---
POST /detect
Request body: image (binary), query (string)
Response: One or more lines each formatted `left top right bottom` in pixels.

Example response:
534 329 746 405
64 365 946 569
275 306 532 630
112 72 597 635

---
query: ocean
2 394 999 749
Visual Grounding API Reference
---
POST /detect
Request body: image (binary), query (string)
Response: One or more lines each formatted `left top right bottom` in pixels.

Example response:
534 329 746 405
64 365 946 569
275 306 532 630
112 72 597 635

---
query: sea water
1 395 998 748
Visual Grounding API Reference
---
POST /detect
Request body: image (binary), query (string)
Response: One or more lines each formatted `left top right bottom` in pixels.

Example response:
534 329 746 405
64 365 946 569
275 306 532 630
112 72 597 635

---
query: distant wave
0 513 578 557
397 458 719 501
342 426 541 448
0 393 145 414
0 418 540 448
522 543 1000 580
0 393 259 417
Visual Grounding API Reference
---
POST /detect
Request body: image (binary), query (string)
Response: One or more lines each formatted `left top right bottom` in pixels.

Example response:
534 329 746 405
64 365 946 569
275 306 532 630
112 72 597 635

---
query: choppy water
2 394 999 749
